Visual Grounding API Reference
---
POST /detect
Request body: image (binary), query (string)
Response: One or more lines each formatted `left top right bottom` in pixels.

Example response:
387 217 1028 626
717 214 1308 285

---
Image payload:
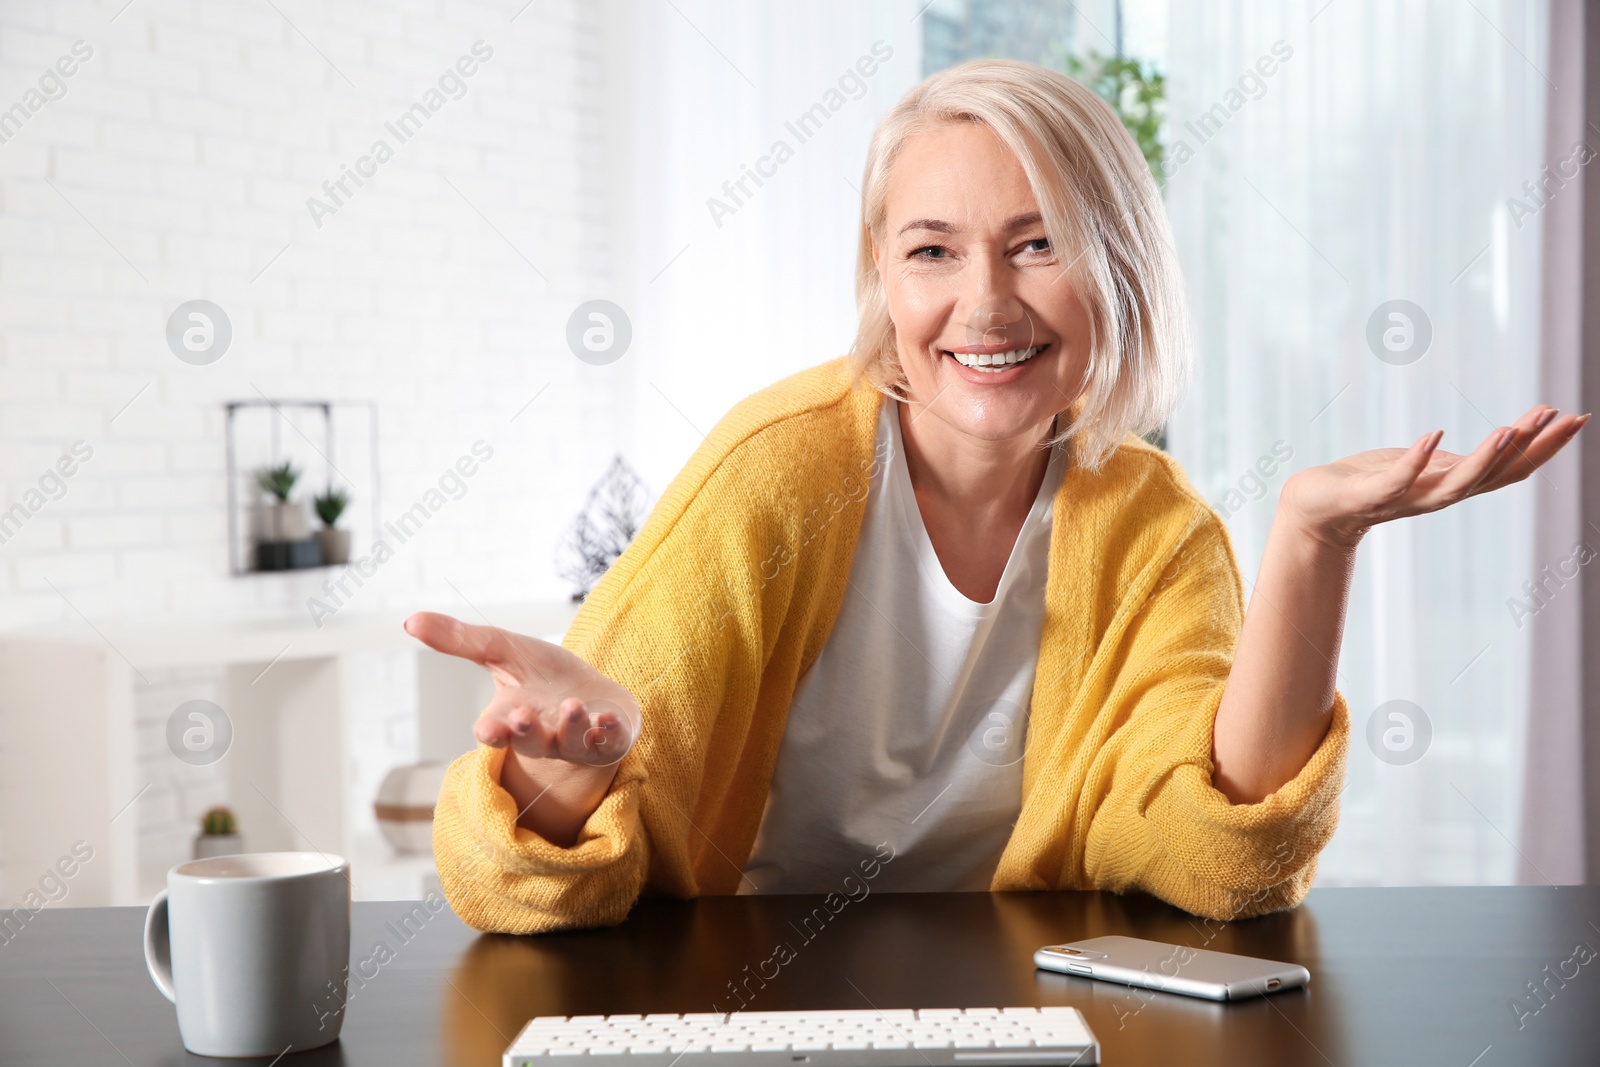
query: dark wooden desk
1 887 1595 1065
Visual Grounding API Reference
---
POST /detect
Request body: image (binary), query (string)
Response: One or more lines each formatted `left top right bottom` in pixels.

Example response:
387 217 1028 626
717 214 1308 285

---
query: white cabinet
0 603 575 906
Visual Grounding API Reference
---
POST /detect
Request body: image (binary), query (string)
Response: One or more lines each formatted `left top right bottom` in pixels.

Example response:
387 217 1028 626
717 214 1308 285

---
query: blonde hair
848 59 1189 471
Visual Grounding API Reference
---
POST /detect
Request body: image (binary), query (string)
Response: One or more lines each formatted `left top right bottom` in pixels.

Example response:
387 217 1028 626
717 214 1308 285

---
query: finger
506 703 540 737
586 707 635 760
555 699 634 767
1503 403 1550 432
403 612 518 670
554 698 589 757
473 715 512 748
1372 430 1442 502
1477 407 1584 493
584 719 622 763
1472 406 1555 489
475 701 539 749
473 694 567 757
1509 411 1591 482
1523 407 1584 452
1416 426 1511 504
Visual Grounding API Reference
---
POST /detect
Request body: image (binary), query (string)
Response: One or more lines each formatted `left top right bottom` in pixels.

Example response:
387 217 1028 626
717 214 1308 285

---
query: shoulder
1092 435 1219 527
635 358 881 547
568 359 879 650
682 357 882 497
1065 434 1242 603
706 357 879 460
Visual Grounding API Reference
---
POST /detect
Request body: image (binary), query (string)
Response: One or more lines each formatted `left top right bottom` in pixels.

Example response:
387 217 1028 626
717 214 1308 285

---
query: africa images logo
166 700 233 766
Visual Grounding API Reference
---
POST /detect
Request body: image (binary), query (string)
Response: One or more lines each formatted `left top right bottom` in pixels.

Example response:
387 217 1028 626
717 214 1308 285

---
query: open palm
1279 405 1589 546
403 611 641 768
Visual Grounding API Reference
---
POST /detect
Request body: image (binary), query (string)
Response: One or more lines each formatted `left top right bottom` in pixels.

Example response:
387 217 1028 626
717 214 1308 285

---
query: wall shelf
225 398 381 577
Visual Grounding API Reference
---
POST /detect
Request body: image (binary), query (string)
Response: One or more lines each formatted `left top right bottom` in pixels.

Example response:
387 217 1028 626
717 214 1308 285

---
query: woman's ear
870 231 882 274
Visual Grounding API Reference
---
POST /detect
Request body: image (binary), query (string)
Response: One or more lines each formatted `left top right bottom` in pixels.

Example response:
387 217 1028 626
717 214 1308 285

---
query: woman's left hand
1277 404 1590 548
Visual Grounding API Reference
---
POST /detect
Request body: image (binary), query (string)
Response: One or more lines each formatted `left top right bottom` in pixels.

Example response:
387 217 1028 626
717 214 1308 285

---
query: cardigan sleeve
1078 509 1351 921
430 443 773 934
431 383 867 933
432 742 650 933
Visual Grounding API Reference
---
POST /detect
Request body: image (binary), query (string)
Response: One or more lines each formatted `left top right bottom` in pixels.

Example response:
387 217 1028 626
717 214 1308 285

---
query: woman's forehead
884 123 1040 231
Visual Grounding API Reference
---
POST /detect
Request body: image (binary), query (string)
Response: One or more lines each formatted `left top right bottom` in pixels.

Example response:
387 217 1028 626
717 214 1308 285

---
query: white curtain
1163 0 1554 884
601 0 926 494
1520 0 1587 885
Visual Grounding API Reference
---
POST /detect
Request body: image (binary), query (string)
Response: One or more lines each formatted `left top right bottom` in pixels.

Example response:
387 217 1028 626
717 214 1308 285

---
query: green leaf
255 461 300 503
1057 49 1167 186
314 486 350 526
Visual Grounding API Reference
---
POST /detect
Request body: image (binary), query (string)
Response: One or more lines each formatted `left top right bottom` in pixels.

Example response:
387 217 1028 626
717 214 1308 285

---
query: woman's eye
909 245 950 260
1023 237 1051 254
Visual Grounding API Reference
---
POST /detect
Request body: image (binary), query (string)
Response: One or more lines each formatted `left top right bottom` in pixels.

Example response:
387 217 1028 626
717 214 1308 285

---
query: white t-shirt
741 400 1066 893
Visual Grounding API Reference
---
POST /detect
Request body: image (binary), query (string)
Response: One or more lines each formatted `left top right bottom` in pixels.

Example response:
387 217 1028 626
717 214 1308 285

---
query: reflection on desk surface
2 887 1597 1066
443 890 1343 1067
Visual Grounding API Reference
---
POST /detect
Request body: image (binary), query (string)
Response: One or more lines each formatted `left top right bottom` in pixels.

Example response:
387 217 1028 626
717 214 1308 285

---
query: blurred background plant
256 461 300 504
199 806 236 836
314 486 350 528
1051 44 1168 448
1059 50 1166 184
1062 47 1172 450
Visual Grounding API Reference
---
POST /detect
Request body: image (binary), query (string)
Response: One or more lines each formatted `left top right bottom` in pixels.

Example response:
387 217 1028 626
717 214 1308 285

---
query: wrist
1273 471 1365 553
502 747 618 843
1272 505 1365 558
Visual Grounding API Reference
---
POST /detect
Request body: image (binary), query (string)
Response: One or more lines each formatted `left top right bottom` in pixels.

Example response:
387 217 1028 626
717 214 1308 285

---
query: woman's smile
941 341 1050 381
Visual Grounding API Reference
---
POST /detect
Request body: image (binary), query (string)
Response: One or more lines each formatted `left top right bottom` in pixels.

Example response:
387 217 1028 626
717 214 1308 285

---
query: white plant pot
374 761 449 854
316 527 351 565
193 833 244 860
257 500 311 541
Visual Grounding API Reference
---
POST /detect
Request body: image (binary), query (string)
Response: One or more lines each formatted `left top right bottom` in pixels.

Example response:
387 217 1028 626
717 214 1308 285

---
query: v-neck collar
884 401 1067 615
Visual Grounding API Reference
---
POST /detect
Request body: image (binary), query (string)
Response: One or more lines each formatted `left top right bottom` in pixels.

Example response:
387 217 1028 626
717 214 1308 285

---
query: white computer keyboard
503 1006 1098 1066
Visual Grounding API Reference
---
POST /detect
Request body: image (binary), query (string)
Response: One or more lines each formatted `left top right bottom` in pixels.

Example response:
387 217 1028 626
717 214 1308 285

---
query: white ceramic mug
143 852 351 1057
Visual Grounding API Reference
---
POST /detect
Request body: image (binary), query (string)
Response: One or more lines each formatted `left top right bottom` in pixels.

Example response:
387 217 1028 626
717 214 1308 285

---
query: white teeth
950 345 1044 370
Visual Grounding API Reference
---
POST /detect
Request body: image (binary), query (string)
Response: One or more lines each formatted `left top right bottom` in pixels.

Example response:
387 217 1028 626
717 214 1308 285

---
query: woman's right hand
405 611 640 765
404 611 641 842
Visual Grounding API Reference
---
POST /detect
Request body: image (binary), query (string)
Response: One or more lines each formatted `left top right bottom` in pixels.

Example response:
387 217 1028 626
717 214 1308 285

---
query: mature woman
408 60 1583 934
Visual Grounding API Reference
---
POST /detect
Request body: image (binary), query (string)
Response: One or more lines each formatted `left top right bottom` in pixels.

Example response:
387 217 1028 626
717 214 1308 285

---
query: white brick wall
0 0 642 895
132 664 229 899
128 651 423 901
0 0 929 895
0 0 630 633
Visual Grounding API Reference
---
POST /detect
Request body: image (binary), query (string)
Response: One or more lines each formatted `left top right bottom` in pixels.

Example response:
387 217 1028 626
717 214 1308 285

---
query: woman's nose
963 296 1036 351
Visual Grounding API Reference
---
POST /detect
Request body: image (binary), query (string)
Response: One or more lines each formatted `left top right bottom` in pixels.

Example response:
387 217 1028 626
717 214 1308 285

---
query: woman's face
873 121 1091 444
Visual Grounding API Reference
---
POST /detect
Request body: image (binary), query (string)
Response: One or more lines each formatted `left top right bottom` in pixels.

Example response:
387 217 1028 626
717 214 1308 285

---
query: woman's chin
913 400 1061 445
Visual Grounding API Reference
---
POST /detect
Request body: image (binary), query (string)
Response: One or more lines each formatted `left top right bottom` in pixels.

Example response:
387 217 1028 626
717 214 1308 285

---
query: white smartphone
1034 935 1310 1002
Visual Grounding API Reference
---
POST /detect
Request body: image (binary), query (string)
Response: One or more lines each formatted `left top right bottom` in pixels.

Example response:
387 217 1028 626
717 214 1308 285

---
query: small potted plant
193 805 243 859
254 461 319 570
314 486 351 565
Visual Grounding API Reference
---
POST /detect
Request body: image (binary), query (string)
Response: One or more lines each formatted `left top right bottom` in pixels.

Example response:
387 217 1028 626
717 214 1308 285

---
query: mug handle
143 889 176 1003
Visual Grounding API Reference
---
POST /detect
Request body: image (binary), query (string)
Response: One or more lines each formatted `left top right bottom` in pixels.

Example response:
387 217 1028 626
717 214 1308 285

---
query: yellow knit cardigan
433 357 1350 933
